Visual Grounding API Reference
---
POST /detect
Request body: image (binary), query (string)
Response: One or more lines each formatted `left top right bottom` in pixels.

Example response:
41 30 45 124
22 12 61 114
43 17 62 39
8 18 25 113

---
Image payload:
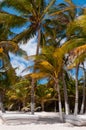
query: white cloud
10 37 37 76
60 38 67 46
10 53 28 76
19 36 37 56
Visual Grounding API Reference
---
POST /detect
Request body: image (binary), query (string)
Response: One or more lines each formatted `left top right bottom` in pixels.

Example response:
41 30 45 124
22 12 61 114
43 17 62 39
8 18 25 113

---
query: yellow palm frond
0 47 3 53
67 44 86 69
40 60 54 70
30 72 48 79
71 44 86 56
61 38 86 54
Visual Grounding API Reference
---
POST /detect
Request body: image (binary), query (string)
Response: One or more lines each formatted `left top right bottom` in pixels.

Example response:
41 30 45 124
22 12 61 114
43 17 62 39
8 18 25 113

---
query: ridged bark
31 27 41 115
55 80 64 122
74 65 79 116
62 72 69 115
0 93 5 113
80 64 86 114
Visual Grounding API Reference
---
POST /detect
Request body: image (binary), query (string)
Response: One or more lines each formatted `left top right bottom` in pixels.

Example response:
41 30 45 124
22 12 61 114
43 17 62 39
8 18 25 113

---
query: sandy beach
0 112 86 130
0 123 86 130
0 121 86 130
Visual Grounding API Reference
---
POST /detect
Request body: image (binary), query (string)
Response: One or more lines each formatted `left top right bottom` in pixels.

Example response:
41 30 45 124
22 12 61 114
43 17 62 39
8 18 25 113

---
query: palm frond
67 15 86 37
41 0 56 19
16 48 27 57
64 0 75 7
0 40 19 52
50 6 75 16
29 72 48 79
36 0 46 14
61 38 86 54
13 25 36 43
0 0 32 14
0 12 27 28
67 45 86 69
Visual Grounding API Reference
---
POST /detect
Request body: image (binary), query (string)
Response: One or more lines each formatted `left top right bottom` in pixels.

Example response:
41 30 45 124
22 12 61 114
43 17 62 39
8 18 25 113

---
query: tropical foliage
0 0 86 122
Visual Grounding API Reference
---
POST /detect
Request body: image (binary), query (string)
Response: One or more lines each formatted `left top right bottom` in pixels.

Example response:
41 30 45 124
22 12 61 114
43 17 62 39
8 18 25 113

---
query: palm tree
0 67 17 112
26 46 64 121
66 44 86 115
1 0 57 114
0 29 24 112
36 84 54 111
0 0 57 50
0 71 6 113
64 13 86 115
80 63 86 114
7 78 30 111
0 0 79 114
0 0 83 116
0 0 72 114
74 64 79 115
62 71 70 115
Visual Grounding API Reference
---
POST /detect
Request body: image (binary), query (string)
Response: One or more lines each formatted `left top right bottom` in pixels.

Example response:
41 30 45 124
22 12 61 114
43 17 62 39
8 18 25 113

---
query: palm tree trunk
55 80 64 122
18 101 21 111
31 27 41 115
62 72 69 115
0 92 5 113
80 64 86 114
41 100 44 111
74 65 79 116
36 26 41 55
22 99 26 108
31 78 35 114
54 100 57 112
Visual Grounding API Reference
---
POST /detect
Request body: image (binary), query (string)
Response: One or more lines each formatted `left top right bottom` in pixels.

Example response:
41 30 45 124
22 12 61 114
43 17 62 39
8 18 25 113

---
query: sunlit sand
0 111 86 130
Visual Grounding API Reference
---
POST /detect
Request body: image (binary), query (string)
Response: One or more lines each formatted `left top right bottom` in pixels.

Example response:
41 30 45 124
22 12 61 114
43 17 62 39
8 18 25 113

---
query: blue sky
10 37 37 76
2 0 86 77
72 0 86 6
56 0 86 6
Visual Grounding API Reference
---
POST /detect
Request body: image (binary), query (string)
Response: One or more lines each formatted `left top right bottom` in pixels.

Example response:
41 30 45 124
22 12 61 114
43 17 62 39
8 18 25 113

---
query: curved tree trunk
62 72 69 115
31 78 35 114
31 27 41 115
0 92 5 113
80 64 86 114
55 80 64 122
74 65 79 116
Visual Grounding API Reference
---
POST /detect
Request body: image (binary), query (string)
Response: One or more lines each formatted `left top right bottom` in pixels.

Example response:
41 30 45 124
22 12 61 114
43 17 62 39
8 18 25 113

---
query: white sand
0 112 86 130
0 123 86 130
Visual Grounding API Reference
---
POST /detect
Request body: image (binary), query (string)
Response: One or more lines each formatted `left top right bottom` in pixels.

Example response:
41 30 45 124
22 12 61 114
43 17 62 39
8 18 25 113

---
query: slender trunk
0 93 5 113
80 64 86 114
31 78 35 114
74 65 79 116
62 72 69 115
18 101 21 111
22 99 26 108
31 27 41 115
36 26 41 55
54 100 57 112
41 100 44 111
55 80 64 122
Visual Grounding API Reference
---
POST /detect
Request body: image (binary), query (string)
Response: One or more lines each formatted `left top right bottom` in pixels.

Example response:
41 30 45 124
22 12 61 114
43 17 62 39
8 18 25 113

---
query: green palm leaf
13 25 36 43
0 0 32 14
67 15 86 37
61 38 86 54
0 12 27 28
